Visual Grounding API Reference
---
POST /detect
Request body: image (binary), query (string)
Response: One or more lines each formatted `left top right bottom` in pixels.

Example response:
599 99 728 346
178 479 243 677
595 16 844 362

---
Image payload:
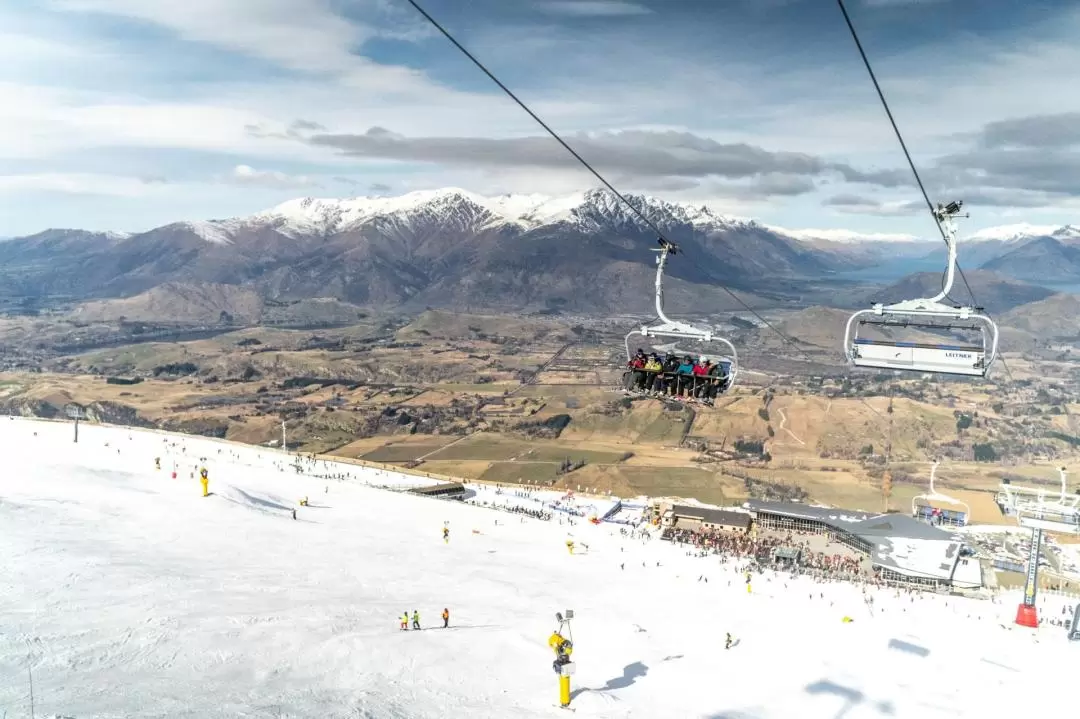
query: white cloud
535 1 654 17
0 172 176 197
823 194 925 217
0 0 1077 237
863 0 948 6
0 82 300 161
47 0 369 75
227 165 318 189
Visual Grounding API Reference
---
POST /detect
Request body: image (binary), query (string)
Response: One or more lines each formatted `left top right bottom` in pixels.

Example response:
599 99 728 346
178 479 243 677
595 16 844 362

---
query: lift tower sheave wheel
844 201 1000 377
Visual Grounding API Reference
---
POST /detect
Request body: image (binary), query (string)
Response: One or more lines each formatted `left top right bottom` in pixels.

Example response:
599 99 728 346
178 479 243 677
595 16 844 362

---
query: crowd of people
662 524 868 584
465 497 553 521
623 349 731 405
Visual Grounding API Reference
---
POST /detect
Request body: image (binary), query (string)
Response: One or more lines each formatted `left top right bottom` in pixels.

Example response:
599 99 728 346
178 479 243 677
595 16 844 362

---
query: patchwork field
4 307 1080 524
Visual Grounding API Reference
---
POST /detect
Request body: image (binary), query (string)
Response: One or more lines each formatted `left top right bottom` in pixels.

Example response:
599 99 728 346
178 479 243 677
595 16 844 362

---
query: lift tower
997 468 1080 627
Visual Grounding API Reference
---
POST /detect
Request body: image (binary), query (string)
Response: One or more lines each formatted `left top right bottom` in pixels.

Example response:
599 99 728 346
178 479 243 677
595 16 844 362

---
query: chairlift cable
835 0 1013 382
403 0 818 365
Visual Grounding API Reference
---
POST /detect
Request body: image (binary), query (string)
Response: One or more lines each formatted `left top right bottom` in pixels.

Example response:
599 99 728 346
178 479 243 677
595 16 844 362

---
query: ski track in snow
0 416 1077 719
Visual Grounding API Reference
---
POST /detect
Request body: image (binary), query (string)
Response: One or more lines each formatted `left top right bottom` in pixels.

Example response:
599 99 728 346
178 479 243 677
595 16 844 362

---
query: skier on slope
401 611 410 631
725 633 734 650
442 608 450 628
412 610 421 630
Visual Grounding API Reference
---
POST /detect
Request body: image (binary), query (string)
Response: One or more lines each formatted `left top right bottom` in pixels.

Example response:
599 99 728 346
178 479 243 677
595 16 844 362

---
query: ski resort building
407 482 466 501
744 500 983 591
666 504 752 533
652 501 752 532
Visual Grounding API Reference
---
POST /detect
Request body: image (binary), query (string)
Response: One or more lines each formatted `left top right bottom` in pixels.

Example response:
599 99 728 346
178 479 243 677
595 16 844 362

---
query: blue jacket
677 362 695 375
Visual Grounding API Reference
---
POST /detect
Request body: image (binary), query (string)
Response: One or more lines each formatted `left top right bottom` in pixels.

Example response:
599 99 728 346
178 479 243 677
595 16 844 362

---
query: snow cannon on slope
550 610 576 708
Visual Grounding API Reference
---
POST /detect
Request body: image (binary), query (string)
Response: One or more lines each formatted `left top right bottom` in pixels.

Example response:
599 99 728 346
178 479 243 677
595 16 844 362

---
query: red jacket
692 363 709 376
628 357 645 369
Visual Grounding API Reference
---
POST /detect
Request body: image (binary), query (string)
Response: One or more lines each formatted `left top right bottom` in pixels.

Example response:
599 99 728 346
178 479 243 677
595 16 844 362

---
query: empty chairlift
844 201 999 378
624 238 739 395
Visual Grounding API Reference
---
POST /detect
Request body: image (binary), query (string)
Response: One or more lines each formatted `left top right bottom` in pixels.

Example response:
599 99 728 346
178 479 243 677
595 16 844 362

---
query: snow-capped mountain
966 223 1080 243
239 188 765 241
773 228 920 244
1 188 1076 312
911 222 1080 282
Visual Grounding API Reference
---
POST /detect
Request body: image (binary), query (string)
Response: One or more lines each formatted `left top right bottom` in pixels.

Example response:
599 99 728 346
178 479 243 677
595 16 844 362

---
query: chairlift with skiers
623 238 739 394
911 460 969 527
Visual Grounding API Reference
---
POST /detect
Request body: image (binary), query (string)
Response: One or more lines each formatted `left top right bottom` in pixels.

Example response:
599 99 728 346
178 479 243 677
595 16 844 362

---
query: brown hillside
1001 293 1080 339
73 282 264 324
768 306 957 350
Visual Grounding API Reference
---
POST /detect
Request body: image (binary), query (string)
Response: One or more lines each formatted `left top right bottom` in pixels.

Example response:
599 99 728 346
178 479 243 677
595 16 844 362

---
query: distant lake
831 257 946 283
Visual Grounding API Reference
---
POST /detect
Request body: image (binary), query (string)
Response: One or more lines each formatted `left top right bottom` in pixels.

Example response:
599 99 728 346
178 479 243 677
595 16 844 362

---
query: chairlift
911 461 969 527
844 201 999 377
997 467 1080 534
623 238 739 396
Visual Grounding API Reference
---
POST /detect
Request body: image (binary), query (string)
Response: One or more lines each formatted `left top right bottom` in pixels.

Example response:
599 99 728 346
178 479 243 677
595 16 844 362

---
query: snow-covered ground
466 483 619 520
1 417 1077 719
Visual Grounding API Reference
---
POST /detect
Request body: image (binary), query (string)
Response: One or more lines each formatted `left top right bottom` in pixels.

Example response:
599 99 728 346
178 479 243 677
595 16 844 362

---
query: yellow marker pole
747 583 752 594
201 477 209 497
559 673 570 707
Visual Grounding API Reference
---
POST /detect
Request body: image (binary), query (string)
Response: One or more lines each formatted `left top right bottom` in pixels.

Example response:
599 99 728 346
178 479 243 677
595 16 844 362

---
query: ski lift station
742 500 982 591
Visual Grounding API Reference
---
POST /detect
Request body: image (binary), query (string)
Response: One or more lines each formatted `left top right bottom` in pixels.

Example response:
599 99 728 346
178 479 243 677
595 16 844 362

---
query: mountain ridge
11 188 1075 248
0 188 1075 314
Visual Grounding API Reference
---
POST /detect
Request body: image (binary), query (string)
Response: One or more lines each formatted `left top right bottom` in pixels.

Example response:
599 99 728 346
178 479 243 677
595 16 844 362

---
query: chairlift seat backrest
849 339 987 377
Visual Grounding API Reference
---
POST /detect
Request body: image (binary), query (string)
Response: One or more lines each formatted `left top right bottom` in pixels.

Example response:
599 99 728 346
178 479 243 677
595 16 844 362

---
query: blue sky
2 0 1079 237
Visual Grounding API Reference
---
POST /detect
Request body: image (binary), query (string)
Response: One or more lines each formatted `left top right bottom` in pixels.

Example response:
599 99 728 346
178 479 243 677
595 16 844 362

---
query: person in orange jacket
442 608 450 628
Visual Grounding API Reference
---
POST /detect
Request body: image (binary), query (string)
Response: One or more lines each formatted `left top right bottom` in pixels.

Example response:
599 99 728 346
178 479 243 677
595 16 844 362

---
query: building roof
746 499 968 583
871 537 962 582
849 514 958 542
743 499 875 527
409 482 465 496
672 504 752 529
744 499 959 542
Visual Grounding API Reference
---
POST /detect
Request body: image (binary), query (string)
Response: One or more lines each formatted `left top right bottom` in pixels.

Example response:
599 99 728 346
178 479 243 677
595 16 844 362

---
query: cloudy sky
2 0 1079 237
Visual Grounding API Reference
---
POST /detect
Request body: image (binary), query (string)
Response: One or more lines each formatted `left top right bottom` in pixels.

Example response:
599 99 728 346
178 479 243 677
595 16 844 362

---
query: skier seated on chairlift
625 349 647 391
625 351 729 403
643 353 663 386
653 352 680 394
675 356 696 396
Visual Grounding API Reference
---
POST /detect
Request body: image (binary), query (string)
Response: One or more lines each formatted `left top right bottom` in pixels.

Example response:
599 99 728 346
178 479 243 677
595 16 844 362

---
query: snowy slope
1 417 1077 719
